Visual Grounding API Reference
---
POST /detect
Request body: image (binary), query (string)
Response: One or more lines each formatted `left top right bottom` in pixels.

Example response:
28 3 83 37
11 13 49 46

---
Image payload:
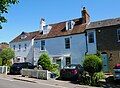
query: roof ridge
49 17 81 25
91 17 120 23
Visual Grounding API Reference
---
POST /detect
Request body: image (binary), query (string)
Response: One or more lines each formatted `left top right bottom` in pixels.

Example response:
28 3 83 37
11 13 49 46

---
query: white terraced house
9 7 97 70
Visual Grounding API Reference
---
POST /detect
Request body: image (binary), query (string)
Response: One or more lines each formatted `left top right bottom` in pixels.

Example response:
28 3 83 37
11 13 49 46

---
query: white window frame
21 34 27 39
23 44 27 51
65 38 70 49
18 44 21 51
88 32 94 43
13 45 15 50
65 57 71 65
41 40 45 51
117 29 120 42
66 21 75 30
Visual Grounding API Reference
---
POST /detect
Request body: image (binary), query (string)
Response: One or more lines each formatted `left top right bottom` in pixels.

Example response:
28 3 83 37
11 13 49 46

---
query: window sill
23 49 26 52
40 50 46 52
17 50 20 52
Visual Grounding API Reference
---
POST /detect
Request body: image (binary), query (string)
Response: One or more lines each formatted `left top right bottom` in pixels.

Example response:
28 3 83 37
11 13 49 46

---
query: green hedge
83 54 102 75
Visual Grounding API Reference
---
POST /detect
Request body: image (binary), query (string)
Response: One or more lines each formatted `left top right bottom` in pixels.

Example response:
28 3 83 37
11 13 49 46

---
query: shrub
83 54 102 75
83 54 103 86
38 53 51 70
91 71 105 86
50 64 59 72
50 64 59 77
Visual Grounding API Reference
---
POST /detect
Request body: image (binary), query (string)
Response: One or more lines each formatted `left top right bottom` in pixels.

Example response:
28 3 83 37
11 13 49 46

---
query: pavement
0 74 101 88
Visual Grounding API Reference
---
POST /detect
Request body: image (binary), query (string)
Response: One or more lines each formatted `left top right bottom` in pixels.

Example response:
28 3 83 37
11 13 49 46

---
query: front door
101 54 108 72
56 59 61 71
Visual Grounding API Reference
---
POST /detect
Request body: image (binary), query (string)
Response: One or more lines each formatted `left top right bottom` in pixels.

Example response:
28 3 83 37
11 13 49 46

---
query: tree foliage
38 53 51 70
0 58 2 66
83 54 102 75
1 42 8 45
0 48 15 65
0 0 19 29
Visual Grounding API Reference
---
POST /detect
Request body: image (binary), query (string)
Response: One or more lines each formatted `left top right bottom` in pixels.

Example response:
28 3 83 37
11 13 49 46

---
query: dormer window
21 34 27 39
43 25 52 34
68 21 72 29
66 21 75 30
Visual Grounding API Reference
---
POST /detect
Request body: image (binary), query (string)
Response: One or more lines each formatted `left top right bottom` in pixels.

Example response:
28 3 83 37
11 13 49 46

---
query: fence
0 66 7 74
21 69 51 80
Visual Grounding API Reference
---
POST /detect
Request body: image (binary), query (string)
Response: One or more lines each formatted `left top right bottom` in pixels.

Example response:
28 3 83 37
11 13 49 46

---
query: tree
0 0 19 29
38 53 51 70
0 58 2 66
1 42 8 45
0 48 15 65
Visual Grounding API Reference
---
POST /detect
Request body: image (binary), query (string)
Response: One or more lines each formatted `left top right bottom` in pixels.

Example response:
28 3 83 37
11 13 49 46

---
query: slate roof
86 17 120 29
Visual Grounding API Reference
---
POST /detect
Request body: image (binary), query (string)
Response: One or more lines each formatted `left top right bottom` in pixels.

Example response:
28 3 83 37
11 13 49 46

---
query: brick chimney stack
40 18 46 30
82 7 90 24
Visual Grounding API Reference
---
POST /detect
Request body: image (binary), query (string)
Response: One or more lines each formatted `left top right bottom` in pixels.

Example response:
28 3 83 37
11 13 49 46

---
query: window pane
65 38 70 49
66 57 71 65
24 44 27 50
13 45 15 50
68 21 71 29
19 44 21 50
117 30 120 41
118 30 120 35
41 40 45 50
88 32 94 43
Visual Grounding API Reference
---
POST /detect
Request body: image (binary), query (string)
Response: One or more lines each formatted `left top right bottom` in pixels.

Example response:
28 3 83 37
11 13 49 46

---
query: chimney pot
40 18 46 31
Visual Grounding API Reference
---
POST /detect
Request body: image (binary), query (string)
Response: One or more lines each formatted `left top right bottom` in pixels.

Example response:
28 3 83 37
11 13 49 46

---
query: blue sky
0 0 120 43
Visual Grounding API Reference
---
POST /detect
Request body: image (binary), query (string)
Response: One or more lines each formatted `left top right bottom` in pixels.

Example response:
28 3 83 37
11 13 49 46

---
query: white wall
9 29 97 66
87 29 97 54
34 34 87 66
10 40 34 64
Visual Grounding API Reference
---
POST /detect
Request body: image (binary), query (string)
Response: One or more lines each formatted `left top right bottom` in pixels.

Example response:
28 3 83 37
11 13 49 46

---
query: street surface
0 74 98 88
0 78 59 88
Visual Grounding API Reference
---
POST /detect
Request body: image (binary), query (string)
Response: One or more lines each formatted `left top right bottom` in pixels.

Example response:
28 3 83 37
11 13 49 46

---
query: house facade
9 7 120 72
10 7 97 70
86 18 120 72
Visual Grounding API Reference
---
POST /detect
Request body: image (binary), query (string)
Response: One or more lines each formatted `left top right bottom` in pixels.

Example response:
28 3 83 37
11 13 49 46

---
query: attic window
66 21 75 30
21 34 27 39
43 25 52 34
